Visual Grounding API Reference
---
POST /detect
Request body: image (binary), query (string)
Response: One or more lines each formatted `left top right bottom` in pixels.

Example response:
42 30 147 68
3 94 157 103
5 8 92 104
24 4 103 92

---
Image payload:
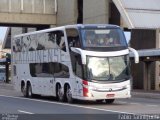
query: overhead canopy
2 28 11 49
113 0 160 29
130 49 160 57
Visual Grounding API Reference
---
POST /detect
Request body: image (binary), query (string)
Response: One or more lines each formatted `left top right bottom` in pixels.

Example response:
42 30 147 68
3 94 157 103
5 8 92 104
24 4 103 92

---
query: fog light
87 92 93 97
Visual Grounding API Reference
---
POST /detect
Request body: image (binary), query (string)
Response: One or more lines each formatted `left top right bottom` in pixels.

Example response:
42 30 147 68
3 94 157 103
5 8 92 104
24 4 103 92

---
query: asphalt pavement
0 81 160 120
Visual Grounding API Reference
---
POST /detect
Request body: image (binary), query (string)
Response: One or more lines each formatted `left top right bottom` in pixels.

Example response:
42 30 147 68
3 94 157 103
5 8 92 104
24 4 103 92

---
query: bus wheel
57 85 64 102
105 99 115 104
26 84 33 98
21 85 27 97
66 85 74 103
96 100 104 103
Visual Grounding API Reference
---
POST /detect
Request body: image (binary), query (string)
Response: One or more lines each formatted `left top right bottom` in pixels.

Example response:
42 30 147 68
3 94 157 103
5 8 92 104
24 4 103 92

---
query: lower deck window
30 62 69 78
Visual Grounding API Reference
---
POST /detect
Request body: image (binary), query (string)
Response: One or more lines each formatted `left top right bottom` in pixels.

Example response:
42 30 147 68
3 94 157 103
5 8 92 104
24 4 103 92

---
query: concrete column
5 62 9 83
57 0 77 26
83 0 109 24
143 62 152 90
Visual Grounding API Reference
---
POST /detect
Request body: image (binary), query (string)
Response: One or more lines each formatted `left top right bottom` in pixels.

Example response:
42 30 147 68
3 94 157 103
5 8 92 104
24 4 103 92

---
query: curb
132 90 160 99
0 81 14 90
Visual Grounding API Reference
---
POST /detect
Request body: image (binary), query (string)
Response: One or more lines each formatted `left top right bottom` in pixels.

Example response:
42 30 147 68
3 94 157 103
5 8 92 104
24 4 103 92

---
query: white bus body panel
74 78 131 100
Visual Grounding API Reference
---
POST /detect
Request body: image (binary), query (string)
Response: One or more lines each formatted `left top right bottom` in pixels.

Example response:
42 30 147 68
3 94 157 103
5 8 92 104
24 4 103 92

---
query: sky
0 27 8 42
124 31 131 44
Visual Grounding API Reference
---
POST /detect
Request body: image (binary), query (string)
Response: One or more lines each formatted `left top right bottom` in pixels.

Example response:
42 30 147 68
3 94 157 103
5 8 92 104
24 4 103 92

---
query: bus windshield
81 28 127 47
87 55 130 81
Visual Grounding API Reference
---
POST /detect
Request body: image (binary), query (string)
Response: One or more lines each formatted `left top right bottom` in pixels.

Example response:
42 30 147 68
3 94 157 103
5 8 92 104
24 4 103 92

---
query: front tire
96 100 104 103
105 99 115 104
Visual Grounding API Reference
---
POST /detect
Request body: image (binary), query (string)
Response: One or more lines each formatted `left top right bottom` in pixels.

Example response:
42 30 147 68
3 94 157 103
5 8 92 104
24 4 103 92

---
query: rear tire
57 85 64 102
21 85 27 97
105 99 115 104
26 84 33 98
66 85 74 103
96 100 104 103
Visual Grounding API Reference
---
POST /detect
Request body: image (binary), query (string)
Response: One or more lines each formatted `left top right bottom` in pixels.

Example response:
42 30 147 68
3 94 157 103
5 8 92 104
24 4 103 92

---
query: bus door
75 55 84 97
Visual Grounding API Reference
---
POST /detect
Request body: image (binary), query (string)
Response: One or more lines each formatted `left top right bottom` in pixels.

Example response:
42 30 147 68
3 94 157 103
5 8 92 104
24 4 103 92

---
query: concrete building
0 0 57 28
83 0 109 24
57 0 127 27
114 0 160 91
57 0 77 26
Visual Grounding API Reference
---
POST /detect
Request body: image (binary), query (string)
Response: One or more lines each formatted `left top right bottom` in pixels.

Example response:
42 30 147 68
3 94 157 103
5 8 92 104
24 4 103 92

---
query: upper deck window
81 28 127 48
66 28 81 48
13 30 66 52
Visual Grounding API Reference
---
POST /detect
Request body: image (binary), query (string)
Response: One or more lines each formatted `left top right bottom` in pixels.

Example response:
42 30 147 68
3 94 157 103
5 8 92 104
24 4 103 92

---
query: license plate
106 94 115 98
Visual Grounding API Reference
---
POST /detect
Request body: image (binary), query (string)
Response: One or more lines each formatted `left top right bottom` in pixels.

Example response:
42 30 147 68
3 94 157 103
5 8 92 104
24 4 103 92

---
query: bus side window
54 63 69 78
68 37 76 47
75 36 80 48
59 36 66 52
56 31 66 52
30 62 69 78
66 28 81 49
75 55 83 78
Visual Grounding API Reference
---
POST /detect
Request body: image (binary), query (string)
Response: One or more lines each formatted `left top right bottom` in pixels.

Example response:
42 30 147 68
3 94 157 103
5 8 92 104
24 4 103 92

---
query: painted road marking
18 110 34 114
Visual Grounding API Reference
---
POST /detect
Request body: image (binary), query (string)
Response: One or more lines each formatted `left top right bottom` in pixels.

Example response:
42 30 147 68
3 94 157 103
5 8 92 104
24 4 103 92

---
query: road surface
0 83 160 120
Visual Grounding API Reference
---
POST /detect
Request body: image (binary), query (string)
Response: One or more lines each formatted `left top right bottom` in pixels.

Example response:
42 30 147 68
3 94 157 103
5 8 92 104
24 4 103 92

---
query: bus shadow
24 95 124 106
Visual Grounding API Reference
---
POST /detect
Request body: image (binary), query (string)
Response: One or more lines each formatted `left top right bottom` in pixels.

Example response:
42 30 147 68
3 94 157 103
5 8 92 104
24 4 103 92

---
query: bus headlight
88 86 98 91
122 84 130 89
86 92 94 97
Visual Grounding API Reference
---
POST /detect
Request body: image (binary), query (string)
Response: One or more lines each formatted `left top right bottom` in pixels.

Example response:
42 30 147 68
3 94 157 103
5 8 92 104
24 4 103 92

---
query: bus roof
14 24 121 38
14 26 65 38
65 24 120 29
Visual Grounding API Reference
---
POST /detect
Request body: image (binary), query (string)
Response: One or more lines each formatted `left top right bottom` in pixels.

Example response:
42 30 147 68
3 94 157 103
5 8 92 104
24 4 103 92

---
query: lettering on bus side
13 49 60 64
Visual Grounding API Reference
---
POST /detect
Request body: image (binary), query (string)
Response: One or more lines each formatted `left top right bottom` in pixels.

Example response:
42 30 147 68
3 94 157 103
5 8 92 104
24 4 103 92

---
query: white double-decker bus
12 24 138 103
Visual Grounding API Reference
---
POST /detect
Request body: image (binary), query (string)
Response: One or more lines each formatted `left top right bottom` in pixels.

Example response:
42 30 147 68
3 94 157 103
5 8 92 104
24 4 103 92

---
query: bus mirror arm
128 47 139 64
